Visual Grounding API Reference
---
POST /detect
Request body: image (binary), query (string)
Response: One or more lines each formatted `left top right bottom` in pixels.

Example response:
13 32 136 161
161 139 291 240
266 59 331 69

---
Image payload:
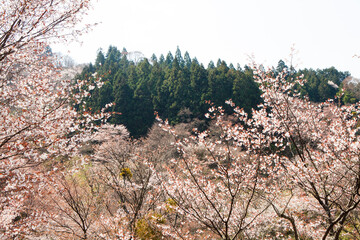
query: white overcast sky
53 0 360 77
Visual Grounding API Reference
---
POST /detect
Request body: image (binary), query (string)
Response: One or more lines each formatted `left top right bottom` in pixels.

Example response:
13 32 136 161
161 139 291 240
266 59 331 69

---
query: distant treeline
76 46 350 137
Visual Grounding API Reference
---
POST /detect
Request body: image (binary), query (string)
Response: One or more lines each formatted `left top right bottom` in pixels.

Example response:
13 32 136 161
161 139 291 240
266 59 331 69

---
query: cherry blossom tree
250 67 360 239
154 108 284 239
0 0 109 237
88 124 163 239
42 166 104 240
155 65 360 239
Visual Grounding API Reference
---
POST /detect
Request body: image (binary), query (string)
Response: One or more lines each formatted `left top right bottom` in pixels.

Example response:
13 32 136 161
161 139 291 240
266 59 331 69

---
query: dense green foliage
76 47 350 137
273 60 350 102
296 67 350 102
77 46 262 137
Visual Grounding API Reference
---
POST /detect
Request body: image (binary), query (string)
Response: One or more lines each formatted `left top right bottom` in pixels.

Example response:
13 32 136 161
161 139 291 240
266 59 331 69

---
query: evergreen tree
161 58 183 122
151 53 158 63
95 49 105 67
132 59 155 136
232 68 261 113
206 61 232 107
112 70 135 134
208 60 215 69
151 61 166 113
175 46 185 68
276 59 288 73
127 64 138 90
165 52 174 68
105 46 121 63
190 60 208 117
184 51 192 69
159 54 165 65
216 58 222 67
97 81 114 110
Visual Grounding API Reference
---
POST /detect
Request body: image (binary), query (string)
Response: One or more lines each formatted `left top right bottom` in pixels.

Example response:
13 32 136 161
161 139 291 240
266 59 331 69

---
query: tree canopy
78 48 351 137
78 46 263 137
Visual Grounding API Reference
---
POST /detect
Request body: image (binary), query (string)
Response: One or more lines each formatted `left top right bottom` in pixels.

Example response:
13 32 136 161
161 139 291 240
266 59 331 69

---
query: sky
53 0 360 77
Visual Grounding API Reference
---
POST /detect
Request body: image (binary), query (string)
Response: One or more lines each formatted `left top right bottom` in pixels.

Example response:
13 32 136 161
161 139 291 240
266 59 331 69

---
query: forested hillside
5 0 360 239
76 46 351 137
